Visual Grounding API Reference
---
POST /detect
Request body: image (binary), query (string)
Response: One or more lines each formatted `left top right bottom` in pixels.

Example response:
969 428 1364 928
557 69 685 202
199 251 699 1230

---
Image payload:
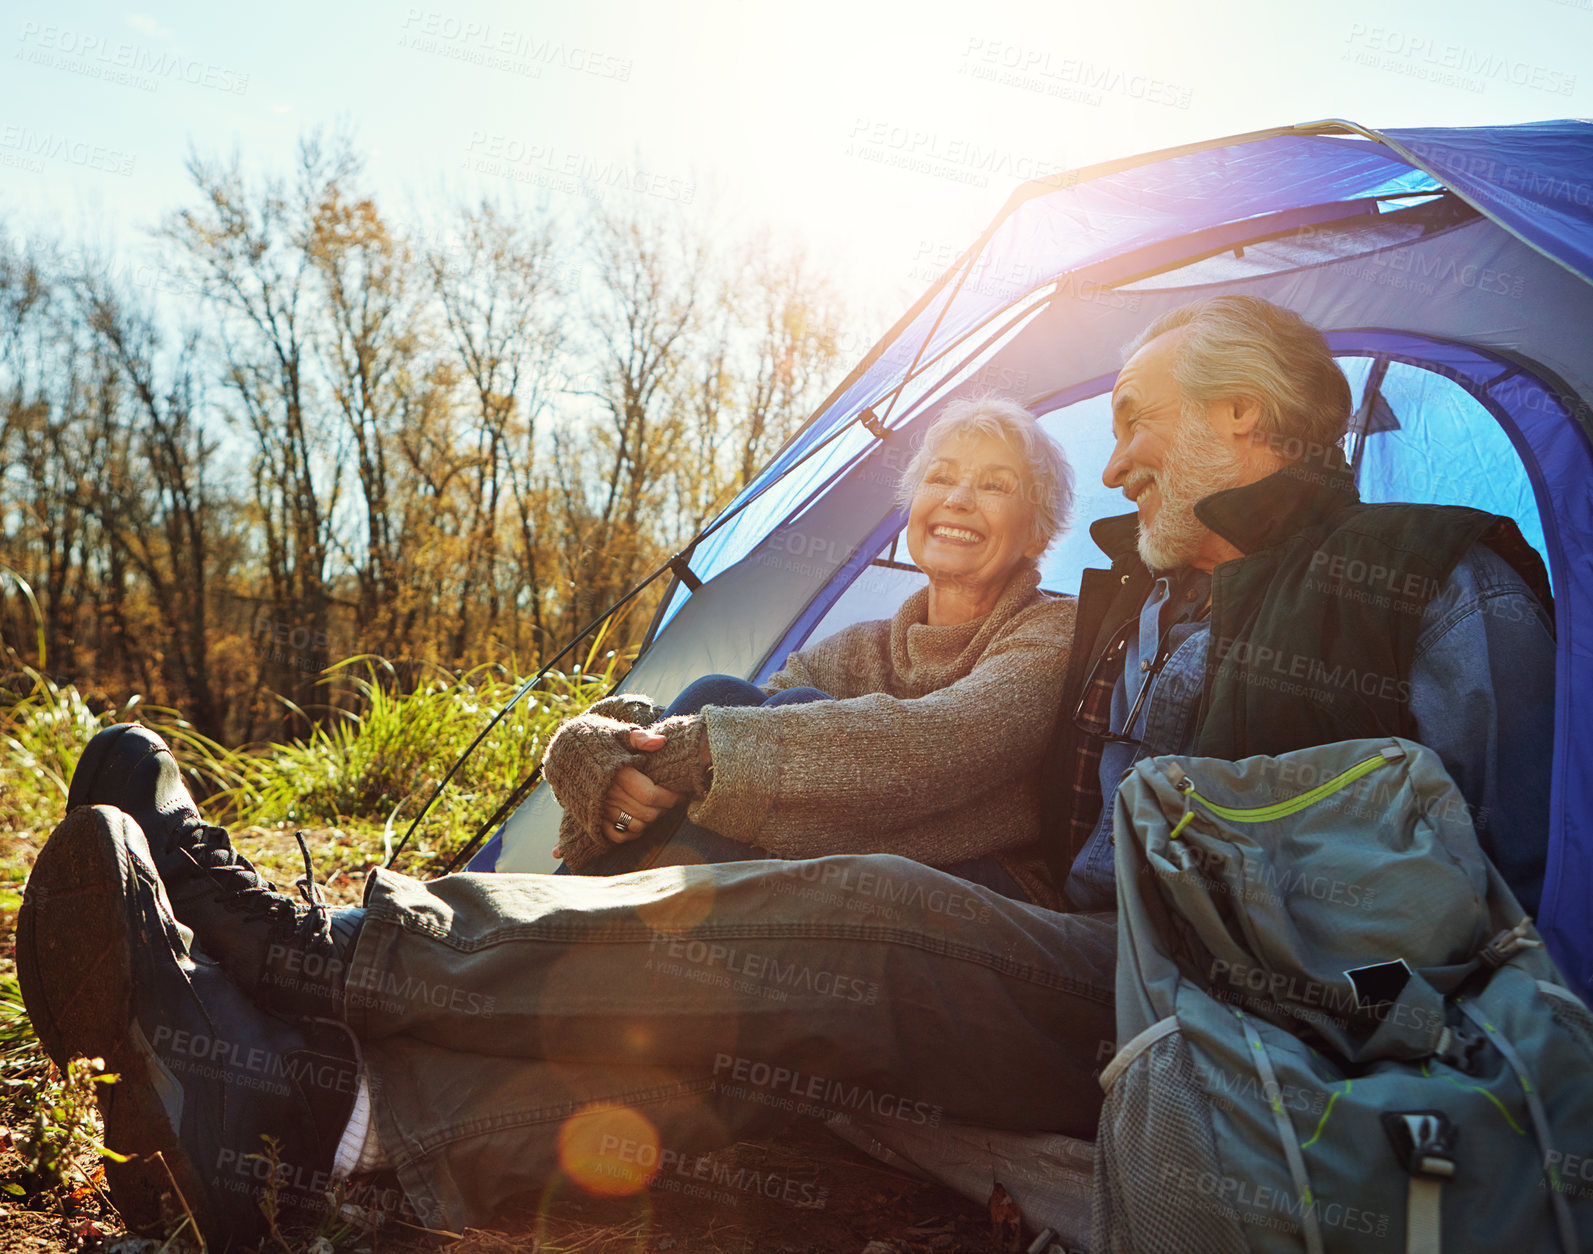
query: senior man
19 296 1555 1246
1042 295 1553 916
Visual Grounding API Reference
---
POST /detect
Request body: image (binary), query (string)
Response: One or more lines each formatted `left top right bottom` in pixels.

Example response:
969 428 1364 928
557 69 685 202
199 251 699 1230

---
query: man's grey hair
1124 296 1352 457
896 396 1075 552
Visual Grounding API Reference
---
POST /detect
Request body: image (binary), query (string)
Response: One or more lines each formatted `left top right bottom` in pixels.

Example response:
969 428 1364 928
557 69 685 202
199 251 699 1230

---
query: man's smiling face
1105 329 1185 539
1104 328 1247 571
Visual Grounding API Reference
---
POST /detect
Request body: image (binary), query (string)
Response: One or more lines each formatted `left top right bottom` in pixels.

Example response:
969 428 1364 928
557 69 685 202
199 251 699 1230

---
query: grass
0 661 243 841
0 612 627 1247
0 973 42 1080
16 1055 119 1193
214 647 623 871
1 636 625 872
0 564 627 1076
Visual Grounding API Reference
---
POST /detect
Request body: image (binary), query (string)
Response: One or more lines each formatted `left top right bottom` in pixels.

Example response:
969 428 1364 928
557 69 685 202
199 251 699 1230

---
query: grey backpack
1092 737 1593 1254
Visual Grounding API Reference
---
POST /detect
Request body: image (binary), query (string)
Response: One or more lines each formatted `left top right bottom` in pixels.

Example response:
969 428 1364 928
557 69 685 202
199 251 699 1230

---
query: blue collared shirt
1063 543 1556 913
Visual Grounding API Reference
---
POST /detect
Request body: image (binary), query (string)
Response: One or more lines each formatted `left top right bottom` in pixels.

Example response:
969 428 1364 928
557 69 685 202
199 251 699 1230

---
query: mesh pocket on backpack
1543 985 1593 1061
1092 1030 1250 1254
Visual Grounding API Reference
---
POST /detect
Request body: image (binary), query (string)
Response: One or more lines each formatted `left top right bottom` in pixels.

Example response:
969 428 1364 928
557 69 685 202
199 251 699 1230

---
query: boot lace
290 829 332 940
177 821 333 946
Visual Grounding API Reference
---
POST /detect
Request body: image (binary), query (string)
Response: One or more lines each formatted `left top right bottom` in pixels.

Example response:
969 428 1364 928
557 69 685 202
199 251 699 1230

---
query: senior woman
542 396 1077 906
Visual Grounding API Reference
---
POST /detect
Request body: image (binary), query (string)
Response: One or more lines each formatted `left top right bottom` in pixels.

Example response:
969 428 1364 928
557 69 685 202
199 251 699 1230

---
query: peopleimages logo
1159 1162 1392 1239
776 859 993 924
17 22 250 94
149 1026 357 1095
1212 637 1412 706
0 125 136 176
1343 24 1575 96
845 119 1064 188
646 931 879 1004
398 9 633 80
960 39 1194 109
712 1053 943 1128
462 133 695 203
343 963 497 1016
593 1133 830 1209
1207 959 1443 1037
1166 840 1376 911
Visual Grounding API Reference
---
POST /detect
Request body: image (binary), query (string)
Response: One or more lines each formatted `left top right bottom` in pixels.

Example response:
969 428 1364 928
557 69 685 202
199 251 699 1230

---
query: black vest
1040 459 1551 889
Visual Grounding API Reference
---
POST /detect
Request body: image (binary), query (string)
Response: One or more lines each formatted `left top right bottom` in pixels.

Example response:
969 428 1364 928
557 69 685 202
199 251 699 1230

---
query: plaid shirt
1064 570 1212 882
1066 619 1134 868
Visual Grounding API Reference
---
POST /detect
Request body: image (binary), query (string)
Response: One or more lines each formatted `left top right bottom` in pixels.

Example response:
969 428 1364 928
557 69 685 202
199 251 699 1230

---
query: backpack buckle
1478 917 1543 970
1382 1110 1458 1179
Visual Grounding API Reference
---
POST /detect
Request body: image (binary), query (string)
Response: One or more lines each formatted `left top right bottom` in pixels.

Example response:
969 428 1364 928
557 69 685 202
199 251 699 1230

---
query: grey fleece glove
542 707 712 871
633 713 713 798
540 691 661 852
585 693 666 726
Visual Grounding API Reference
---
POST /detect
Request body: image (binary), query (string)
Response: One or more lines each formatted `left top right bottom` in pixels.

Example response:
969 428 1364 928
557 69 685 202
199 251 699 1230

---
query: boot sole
17 807 233 1244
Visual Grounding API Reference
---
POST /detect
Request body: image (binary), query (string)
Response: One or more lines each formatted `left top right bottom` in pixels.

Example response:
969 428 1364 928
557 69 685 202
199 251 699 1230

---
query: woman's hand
599 764 684 842
553 728 685 856
603 727 686 841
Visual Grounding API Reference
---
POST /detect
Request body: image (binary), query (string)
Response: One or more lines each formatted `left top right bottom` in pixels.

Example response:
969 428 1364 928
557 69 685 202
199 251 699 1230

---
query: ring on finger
614 810 634 833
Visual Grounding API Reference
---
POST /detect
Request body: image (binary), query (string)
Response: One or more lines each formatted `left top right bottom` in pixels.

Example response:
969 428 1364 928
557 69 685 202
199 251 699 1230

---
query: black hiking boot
67 723 363 1019
17 806 359 1248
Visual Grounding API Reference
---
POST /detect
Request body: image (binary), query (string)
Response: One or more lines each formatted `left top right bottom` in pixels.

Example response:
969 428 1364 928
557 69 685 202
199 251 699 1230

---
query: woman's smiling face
905 429 1043 603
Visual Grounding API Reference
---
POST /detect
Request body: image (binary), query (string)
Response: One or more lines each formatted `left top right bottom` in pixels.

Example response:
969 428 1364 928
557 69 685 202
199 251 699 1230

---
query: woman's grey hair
896 396 1075 552
1124 295 1352 458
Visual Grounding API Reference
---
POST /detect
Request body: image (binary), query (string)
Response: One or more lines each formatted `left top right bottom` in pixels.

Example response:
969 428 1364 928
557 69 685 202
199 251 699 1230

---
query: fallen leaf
987 1183 1023 1252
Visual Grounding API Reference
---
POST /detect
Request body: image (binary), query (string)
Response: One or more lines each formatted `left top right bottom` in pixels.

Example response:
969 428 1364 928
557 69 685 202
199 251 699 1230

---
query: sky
1 0 1588 319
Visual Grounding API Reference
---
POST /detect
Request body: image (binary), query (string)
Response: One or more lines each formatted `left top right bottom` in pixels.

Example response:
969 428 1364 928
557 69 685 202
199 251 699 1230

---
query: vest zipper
1169 745 1402 838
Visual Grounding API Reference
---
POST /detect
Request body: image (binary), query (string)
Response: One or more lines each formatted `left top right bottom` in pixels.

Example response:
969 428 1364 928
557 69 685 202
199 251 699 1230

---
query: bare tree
0 237 111 681
0 139 862 745
308 179 430 649
72 273 224 734
428 201 564 662
669 235 847 534
560 201 705 628
729 236 845 490
161 135 353 728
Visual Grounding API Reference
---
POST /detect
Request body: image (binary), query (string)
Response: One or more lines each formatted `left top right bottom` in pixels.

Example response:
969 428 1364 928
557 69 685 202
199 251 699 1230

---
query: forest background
0 133 861 757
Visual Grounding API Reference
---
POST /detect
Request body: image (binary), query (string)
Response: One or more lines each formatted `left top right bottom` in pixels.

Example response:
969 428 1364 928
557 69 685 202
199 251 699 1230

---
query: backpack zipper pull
1167 767 1196 840
1479 916 1543 969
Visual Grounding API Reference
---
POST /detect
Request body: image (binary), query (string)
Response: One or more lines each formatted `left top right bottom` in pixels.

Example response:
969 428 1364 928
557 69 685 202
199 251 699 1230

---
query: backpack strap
1381 1111 1455 1254
1455 1000 1578 1253
1236 1012 1325 1254
1098 1016 1179 1093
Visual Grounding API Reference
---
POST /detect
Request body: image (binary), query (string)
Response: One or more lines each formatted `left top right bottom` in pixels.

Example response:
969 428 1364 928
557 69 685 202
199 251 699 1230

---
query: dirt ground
0 1119 1033 1254
0 824 1056 1254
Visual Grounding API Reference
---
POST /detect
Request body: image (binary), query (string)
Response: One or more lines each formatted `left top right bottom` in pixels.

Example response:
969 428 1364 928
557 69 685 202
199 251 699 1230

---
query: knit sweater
545 566 1075 902
688 566 1075 904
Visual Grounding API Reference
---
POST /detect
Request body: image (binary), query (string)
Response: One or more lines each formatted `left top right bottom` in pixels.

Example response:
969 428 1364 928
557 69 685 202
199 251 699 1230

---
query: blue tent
488 118 1593 1001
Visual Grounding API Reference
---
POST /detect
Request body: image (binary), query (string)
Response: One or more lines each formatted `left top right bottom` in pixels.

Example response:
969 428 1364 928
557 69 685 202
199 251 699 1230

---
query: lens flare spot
557 1102 660 1197
633 865 717 934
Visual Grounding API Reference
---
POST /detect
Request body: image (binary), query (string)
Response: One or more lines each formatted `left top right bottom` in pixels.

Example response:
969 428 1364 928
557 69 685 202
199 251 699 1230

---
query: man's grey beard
1135 405 1247 571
